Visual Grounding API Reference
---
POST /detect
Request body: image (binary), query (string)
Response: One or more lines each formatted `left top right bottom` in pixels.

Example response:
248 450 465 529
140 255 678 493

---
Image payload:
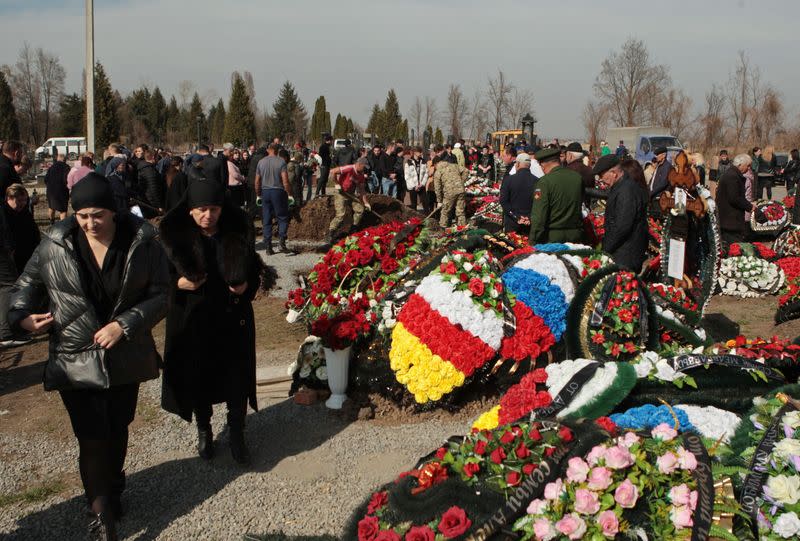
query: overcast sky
1 0 797 140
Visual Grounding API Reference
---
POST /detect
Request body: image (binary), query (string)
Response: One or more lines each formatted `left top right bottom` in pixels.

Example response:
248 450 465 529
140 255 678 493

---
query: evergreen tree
148 87 166 143
366 104 382 139
382 89 403 142
434 127 444 145
223 73 256 146
208 99 226 144
333 113 345 138
423 125 433 147
309 96 332 142
165 96 180 134
58 93 85 136
129 86 151 136
0 71 19 140
345 117 355 138
271 81 305 141
399 119 409 142
186 92 207 144
94 63 119 151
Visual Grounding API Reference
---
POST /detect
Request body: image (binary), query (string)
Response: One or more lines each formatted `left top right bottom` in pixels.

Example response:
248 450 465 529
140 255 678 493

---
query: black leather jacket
8 215 169 391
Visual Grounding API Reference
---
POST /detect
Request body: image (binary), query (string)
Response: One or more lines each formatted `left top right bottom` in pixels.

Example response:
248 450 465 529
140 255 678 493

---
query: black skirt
59 383 140 439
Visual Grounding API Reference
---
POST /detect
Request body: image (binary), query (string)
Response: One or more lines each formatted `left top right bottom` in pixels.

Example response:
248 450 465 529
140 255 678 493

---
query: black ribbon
590 278 616 327
532 362 601 419
739 403 796 535
669 354 785 382
682 433 714 541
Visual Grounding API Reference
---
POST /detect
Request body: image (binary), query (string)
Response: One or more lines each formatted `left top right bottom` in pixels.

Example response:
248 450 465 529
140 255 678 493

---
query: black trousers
194 395 247 431
316 166 329 196
60 384 139 504
758 175 773 200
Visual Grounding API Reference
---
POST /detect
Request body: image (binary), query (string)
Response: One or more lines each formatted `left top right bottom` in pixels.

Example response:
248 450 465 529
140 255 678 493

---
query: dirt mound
286 195 424 241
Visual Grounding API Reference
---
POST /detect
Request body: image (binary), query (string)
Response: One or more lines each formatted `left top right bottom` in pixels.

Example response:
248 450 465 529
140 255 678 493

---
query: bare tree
35 48 65 140
177 80 196 108
646 87 692 140
726 51 751 147
446 84 468 140
423 96 438 134
486 69 513 130
409 96 423 145
759 86 783 143
506 88 535 131
698 83 726 152
582 100 608 149
240 70 258 116
9 43 41 143
467 88 489 142
593 38 670 126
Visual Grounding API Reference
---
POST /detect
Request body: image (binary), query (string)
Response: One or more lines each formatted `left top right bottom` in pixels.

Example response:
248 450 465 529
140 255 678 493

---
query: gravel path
0 237 473 540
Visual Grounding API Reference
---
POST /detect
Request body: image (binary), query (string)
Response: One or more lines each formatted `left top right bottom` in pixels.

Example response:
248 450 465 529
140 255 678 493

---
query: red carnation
522 463 538 475
544 446 556 457
505 471 521 487
595 416 617 434
490 447 507 464
529 428 542 441
468 278 485 297
558 426 573 442
367 491 389 515
610 343 621 357
358 516 380 541
463 462 480 478
618 309 633 323
592 332 606 345
459 272 469 282
438 506 473 538
500 431 515 444
515 442 531 459
405 525 435 541
444 261 457 275
435 447 447 460
473 440 487 455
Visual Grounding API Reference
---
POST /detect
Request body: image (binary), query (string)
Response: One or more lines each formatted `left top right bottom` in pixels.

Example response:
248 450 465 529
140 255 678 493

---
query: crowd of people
0 131 799 540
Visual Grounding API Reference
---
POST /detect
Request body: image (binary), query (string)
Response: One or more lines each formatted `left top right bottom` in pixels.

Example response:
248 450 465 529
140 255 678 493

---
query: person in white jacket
403 146 429 211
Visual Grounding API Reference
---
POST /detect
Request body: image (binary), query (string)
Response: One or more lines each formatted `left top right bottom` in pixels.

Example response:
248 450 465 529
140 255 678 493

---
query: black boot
265 241 274 256
197 426 214 460
109 471 125 520
278 238 288 253
88 498 118 541
229 426 250 465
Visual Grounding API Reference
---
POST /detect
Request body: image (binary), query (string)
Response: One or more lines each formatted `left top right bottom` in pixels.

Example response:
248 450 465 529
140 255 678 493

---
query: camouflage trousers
329 191 364 232
439 192 466 227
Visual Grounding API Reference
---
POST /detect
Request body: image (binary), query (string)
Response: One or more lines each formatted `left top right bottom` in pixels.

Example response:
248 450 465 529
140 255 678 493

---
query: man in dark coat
594 155 649 271
136 150 165 217
649 146 671 199
44 154 71 223
316 135 333 197
499 153 537 235
195 144 228 186
564 142 594 205
716 154 756 247
0 140 23 194
159 180 262 465
334 139 357 167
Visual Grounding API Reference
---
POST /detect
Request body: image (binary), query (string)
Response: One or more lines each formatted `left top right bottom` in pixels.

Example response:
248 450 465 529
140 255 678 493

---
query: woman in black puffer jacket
8 173 169 541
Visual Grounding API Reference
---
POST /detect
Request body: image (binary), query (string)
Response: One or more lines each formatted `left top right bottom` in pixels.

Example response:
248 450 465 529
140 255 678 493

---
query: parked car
34 136 87 159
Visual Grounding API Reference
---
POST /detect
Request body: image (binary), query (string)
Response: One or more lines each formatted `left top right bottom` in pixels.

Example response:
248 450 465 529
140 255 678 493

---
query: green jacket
433 161 469 201
529 165 584 244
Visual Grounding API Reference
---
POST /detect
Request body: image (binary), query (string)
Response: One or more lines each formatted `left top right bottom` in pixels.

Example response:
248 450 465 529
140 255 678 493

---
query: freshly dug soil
285 195 423 241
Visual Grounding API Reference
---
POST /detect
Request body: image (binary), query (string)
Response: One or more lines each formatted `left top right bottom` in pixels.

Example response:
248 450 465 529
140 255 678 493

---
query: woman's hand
229 282 248 295
94 321 124 349
20 313 54 333
177 276 206 290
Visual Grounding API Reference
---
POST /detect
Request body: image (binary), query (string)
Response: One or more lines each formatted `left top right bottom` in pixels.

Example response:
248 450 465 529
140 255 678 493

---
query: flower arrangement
778 257 800 283
774 228 800 258
587 212 605 244
512 425 709 541
718 256 785 298
588 272 645 360
784 195 796 210
469 198 503 225
465 175 500 197
752 200 790 233
560 253 613 280
717 335 800 364
648 283 699 321
610 404 694 433
311 308 373 350
727 242 778 260
472 369 552 431
734 395 800 540
357 499 474 541
287 336 328 388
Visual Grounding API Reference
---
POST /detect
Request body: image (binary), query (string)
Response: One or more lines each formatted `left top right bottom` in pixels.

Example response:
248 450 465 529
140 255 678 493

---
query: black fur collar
159 201 254 285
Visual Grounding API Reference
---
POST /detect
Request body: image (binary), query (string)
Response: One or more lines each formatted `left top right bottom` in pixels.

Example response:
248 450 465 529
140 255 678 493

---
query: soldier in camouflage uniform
287 151 304 206
432 155 470 227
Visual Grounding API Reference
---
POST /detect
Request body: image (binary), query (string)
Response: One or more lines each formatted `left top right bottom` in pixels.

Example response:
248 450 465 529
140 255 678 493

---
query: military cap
566 142 584 153
534 147 561 163
592 154 620 175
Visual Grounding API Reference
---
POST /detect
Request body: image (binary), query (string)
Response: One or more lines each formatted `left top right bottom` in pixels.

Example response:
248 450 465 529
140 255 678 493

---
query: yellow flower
472 405 501 432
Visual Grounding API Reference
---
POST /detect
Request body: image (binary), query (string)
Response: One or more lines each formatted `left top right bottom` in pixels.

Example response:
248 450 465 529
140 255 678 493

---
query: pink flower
597 510 620 538
533 518 557 541
669 484 692 506
555 513 587 540
527 499 548 515
657 451 679 474
586 445 606 466
587 467 613 491
543 479 564 501
574 488 601 515
614 479 639 508
566 457 590 483
604 445 634 470
677 447 698 470
618 432 641 449
670 505 694 529
688 490 698 510
651 423 678 441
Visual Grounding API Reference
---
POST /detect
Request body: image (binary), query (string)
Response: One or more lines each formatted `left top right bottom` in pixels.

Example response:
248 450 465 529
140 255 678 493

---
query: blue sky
0 0 797 139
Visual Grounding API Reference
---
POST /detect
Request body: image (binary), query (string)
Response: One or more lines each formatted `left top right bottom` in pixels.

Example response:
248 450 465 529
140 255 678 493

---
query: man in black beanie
159 176 261 465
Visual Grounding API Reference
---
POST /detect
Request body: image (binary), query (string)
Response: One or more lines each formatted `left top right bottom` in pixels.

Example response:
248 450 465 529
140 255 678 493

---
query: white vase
323 346 351 409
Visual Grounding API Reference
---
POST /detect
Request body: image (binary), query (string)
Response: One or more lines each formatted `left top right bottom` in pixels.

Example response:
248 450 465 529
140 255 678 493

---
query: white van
35 137 87 159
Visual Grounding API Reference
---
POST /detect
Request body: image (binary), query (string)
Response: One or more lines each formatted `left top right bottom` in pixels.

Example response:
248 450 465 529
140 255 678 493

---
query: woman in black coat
4 183 41 273
44 155 71 223
159 179 261 465
8 173 169 540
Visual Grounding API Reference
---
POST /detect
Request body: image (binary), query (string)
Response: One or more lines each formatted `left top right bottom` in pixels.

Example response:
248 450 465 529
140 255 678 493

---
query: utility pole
85 0 95 153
